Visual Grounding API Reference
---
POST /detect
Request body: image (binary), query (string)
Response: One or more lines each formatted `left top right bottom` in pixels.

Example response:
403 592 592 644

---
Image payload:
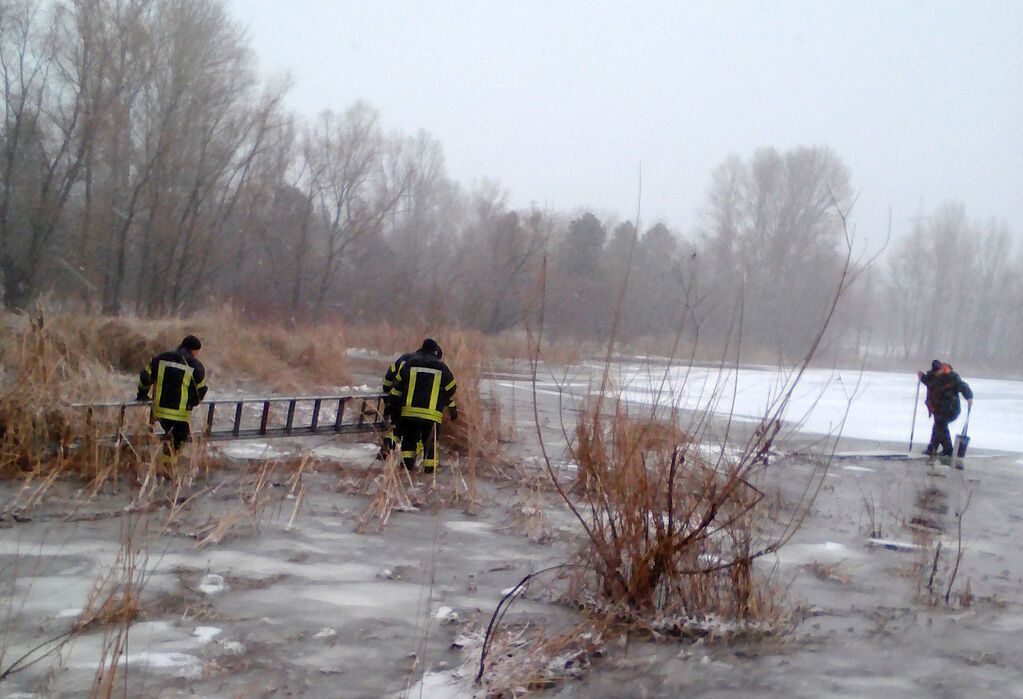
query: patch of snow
435 606 459 624
336 383 375 393
842 465 875 473
346 347 388 360
198 573 228 595
218 641 247 655
312 627 337 639
451 634 475 649
56 608 82 618
193 626 222 644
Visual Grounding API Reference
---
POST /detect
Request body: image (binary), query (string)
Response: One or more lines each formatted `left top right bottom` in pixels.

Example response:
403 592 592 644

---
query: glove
449 406 458 422
135 389 149 402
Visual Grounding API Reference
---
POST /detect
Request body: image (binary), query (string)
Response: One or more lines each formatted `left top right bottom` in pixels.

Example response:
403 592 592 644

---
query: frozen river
535 361 1023 454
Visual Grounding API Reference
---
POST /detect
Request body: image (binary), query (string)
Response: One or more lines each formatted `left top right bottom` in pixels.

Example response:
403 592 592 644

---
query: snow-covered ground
609 362 1023 453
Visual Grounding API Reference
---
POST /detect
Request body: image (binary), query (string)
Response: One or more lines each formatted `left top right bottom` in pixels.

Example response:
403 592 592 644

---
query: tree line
2 0 1020 370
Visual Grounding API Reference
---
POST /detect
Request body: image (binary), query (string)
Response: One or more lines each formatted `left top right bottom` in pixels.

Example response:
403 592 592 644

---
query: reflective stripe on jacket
139 349 207 422
390 351 456 424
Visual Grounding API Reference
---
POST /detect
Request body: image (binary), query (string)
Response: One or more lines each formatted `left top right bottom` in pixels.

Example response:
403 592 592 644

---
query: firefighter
377 350 414 460
917 359 973 459
136 335 208 457
389 338 457 473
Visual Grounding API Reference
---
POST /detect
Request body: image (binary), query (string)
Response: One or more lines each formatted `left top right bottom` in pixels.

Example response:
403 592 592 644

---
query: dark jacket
138 348 208 422
382 353 414 394
920 364 972 419
389 351 457 424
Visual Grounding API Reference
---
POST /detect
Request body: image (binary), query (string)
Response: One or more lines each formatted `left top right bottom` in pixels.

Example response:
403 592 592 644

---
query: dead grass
567 406 781 621
357 451 417 534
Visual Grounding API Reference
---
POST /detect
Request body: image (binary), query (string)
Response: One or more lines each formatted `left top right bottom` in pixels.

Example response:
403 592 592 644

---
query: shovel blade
954 434 970 458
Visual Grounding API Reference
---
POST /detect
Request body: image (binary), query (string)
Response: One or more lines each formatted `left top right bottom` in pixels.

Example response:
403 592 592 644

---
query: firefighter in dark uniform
136 335 208 457
389 338 457 473
917 359 973 458
377 351 414 459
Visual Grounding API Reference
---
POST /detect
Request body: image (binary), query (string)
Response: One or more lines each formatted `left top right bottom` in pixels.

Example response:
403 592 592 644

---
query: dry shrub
439 334 507 461
357 451 416 534
181 457 309 547
564 403 784 625
131 308 352 392
477 623 606 696
0 314 125 480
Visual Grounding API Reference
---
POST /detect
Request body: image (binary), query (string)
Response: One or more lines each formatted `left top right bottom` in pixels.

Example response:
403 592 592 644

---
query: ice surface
217 441 289 460
311 443 378 461
395 670 474 699
443 521 493 534
77 651 203 679
772 541 862 566
866 538 921 552
614 364 1023 453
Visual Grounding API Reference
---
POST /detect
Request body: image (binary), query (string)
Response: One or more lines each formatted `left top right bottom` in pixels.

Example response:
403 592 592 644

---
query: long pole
909 378 921 454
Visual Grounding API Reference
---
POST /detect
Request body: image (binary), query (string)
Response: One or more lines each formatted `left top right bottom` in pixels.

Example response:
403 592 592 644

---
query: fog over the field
3 0 1022 369
228 0 1023 243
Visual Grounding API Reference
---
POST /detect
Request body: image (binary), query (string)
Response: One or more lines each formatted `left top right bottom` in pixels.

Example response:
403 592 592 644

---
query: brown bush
563 402 781 622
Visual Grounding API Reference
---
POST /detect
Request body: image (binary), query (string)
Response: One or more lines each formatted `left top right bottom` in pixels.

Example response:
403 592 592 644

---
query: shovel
952 404 971 469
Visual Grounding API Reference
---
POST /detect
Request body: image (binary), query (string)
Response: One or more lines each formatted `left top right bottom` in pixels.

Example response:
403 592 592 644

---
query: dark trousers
928 415 954 456
158 418 191 452
381 415 400 453
396 418 438 471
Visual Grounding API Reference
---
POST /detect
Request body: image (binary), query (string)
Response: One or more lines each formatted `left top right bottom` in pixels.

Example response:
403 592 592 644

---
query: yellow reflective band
401 451 416 458
143 366 152 376
195 377 207 390
429 372 441 413
422 458 438 467
400 406 443 423
154 362 166 411
406 369 418 408
445 379 457 391
153 406 190 421
155 360 195 420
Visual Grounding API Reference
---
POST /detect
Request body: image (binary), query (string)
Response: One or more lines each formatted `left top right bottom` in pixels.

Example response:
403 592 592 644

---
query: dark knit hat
180 335 202 352
420 338 442 358
931 359 942 371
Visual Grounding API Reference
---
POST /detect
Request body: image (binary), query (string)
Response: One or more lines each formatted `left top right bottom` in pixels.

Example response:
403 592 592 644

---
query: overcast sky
226 0 1022 245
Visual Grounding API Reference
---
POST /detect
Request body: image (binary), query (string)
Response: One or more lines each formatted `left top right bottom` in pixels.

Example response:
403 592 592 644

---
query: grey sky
227 0 1022 245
